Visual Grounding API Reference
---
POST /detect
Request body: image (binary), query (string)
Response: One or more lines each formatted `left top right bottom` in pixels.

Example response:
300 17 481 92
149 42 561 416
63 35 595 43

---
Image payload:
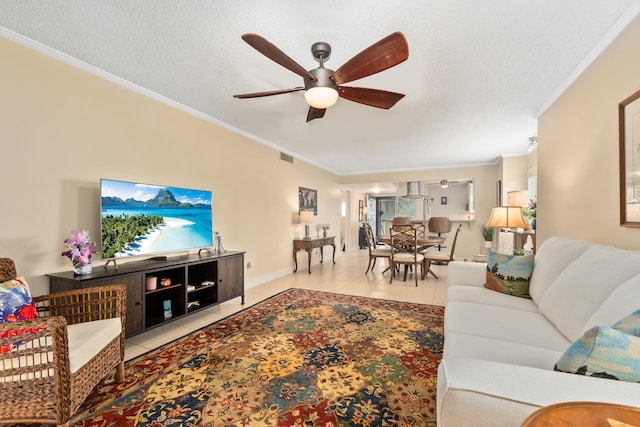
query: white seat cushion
67 317 122 373
446 285 539 312
393 253 424 263
445 301 570 368
422 251 452 261
370 248 392 256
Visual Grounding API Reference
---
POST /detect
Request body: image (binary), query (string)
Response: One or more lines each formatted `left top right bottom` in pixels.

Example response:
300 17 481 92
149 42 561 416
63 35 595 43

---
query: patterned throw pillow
485 251 534 298
0 276 39 353
554 325 640 382
612 308 640 337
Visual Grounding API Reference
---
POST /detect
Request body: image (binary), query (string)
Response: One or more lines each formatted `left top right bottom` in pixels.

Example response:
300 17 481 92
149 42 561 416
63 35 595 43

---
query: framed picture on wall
441 196 447 205
299 187 318 215
619 89 640 227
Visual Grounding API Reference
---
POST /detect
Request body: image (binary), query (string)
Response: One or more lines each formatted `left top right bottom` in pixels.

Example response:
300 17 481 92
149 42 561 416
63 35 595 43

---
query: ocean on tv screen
100 180 212 259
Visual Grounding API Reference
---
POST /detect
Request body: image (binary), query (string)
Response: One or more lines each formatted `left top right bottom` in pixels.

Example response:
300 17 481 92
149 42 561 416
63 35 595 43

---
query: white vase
73 263 92 275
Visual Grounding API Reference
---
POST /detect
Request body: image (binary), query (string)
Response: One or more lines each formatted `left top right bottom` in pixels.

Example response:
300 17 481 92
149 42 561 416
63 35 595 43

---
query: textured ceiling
1 1 639 175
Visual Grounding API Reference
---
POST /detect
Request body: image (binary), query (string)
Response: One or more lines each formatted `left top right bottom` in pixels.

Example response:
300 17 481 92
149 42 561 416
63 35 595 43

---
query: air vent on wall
280 152 294 163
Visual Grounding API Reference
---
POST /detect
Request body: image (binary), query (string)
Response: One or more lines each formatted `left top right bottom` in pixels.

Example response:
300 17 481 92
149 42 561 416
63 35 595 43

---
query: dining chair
363 223 392 274
428 216 452 251
389 225 424 286
392 216 412 226
421 223 462 279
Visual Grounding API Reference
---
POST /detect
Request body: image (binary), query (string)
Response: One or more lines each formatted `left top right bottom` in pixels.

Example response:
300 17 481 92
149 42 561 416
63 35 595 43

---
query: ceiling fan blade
332 32 408 85
338 86 405 109
234 87 304 99
241 34 316 81
306 107 326 122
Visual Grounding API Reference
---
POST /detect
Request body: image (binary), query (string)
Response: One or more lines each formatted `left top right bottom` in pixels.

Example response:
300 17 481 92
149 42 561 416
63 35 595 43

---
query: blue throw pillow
485 250 534 298
554 325 640 382
612 308 640 337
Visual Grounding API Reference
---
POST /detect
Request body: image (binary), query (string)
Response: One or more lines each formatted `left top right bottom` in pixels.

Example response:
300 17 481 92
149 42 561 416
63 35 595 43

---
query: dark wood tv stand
47 251 245 337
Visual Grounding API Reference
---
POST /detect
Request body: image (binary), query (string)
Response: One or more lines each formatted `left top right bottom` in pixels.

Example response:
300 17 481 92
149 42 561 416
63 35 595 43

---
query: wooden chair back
428 217 452 234
389 225 424 285
0 258 16 282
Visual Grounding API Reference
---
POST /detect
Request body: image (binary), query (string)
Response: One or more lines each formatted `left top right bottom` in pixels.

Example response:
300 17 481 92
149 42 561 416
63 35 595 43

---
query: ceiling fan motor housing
304 67 338 91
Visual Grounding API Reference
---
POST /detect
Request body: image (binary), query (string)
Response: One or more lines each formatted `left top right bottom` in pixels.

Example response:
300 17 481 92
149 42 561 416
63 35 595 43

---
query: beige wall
538 13 640 249
0 36 342 296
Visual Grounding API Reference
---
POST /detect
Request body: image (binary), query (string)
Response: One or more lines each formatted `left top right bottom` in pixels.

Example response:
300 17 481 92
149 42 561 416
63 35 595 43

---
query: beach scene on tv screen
100 180 212 258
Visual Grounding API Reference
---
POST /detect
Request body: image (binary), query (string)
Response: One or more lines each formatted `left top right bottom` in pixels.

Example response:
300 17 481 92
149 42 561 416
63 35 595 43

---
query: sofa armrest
437 358 640 427
447 261 486 287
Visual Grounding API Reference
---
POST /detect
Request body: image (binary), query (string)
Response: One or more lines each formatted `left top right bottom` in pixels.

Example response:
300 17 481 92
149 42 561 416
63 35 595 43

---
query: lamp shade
300 210 314 224
486 206 529 229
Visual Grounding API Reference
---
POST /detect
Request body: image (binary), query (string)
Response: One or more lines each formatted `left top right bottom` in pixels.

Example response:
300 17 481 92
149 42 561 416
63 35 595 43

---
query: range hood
403 181 425 199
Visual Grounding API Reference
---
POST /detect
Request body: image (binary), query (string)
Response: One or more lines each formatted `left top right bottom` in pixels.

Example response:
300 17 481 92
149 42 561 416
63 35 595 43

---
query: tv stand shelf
47 251 244 337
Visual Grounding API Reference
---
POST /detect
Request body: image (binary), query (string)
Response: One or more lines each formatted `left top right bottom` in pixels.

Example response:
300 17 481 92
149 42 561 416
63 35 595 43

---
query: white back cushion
528 237 592 304
585 272 640 332
538 245 640 341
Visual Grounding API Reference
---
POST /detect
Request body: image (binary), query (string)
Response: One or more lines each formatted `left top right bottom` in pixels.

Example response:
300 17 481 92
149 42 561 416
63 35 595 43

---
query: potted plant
480 225 493 248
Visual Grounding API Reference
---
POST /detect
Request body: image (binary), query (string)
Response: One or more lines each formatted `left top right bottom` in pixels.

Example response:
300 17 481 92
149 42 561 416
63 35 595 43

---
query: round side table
521 402 640 427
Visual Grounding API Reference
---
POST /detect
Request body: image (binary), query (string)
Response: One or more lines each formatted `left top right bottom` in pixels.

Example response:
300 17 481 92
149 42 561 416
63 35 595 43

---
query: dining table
376 234 446 278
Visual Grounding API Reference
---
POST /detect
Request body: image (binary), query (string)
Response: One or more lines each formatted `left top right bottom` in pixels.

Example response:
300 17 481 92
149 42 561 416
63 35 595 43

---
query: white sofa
437 236 640 427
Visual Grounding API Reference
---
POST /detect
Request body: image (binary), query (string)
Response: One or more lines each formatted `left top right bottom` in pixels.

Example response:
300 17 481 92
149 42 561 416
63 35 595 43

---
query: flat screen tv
100 179 213 260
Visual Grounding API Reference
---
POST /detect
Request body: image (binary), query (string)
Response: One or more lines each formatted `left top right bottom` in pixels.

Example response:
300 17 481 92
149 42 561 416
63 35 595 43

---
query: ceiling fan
233 32 409 122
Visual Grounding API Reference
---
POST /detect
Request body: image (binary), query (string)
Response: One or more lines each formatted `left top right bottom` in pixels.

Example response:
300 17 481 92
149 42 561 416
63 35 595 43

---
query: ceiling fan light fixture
304 86 339 109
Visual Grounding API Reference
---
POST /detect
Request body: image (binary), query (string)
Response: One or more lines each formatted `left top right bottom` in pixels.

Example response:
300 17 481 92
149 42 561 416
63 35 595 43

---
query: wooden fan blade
332 32 408 85
234 87 304 98
338 86 405 109
242 34 316 81
306 107 326 122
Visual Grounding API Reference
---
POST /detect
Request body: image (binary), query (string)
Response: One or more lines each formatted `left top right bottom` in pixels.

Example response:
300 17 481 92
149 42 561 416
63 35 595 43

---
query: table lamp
300 210 314 240
486 206 529 254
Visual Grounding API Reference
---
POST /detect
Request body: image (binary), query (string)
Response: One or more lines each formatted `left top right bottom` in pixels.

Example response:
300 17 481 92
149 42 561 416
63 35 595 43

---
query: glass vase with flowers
61 229 98 275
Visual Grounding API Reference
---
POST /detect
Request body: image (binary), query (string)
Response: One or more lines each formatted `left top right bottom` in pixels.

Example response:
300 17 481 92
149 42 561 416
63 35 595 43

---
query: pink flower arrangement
61 229 98 267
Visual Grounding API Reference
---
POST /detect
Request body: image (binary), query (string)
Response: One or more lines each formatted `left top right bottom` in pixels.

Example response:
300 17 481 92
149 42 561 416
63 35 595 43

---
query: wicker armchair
0 258 125 427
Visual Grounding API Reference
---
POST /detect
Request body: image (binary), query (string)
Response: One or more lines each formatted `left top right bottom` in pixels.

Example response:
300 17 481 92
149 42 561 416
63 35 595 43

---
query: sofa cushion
586 274 640 335
446 285 539 312
538 245 640 342
554 325 640 382
444 301 570 368
485 251 533 298
528 237 592 304
612 308 640 336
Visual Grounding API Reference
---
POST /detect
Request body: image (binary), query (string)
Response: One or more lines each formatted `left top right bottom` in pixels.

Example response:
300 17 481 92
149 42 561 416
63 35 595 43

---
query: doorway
375 196 396 237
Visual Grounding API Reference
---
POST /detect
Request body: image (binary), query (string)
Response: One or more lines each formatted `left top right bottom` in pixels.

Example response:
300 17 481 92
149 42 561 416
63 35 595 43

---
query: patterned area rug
73 289 444 426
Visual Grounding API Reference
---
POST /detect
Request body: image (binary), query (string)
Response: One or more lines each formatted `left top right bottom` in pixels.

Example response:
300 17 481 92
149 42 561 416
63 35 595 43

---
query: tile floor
124 248 450 361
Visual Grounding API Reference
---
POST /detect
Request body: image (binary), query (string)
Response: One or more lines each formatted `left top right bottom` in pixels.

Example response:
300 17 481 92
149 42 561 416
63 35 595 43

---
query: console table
293 236 336 274
48 251 244 337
